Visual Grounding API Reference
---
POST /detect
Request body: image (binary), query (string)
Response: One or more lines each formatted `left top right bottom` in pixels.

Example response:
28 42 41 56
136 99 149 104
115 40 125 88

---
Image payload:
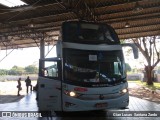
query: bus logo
99 94 105 100
74 87 88 92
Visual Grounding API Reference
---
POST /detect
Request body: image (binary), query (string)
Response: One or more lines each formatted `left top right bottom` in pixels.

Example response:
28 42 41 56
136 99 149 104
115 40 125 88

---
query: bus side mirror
121 43 139 59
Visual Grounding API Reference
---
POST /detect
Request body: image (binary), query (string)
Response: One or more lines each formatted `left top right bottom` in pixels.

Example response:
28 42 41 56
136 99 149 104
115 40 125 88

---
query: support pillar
40 37 45 60
39 36 45 76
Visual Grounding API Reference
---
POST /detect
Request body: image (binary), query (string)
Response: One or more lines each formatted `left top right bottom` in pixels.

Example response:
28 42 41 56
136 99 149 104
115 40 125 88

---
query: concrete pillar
39 37 45 76
40 37 45 59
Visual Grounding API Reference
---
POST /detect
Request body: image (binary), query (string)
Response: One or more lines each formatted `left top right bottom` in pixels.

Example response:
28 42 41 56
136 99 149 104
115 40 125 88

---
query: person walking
17 77 22 96
25 76 32 93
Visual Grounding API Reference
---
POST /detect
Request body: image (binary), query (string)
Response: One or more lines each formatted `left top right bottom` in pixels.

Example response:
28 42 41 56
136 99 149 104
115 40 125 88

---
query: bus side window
43 61 59 78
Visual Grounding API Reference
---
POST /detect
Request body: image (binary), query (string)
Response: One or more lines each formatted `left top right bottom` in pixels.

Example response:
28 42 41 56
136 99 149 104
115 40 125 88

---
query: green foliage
0 64 38 75
25 65 38 74
0 69 8 75
125 63 131 72
128 80 160 90
8 66 25 75
120 39 125 44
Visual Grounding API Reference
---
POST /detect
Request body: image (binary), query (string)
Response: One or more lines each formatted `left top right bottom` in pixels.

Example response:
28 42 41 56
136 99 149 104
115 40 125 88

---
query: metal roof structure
0 0 160 50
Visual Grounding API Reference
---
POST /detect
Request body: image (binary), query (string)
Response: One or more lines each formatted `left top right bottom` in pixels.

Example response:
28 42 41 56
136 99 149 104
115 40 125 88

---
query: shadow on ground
129 85 160 104
0 95 24 104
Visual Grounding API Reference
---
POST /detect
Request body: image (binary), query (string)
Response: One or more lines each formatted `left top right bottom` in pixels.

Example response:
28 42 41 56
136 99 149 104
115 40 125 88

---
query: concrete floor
0 91 160 120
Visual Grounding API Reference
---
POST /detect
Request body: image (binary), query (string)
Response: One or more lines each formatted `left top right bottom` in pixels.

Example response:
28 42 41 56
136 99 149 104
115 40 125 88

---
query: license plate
95 103 107 108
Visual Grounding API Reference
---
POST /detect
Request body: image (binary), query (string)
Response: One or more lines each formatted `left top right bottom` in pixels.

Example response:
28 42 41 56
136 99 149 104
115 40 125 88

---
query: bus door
38 58 62 111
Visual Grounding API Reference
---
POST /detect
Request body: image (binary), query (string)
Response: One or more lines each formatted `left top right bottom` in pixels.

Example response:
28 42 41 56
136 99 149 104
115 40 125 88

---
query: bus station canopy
0 0 160 50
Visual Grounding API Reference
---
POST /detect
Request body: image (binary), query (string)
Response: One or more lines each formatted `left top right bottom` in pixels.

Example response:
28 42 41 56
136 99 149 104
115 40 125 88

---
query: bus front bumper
63 93 129 111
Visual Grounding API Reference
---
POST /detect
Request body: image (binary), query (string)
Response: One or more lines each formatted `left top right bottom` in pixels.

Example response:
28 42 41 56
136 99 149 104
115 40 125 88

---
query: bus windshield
62 22 120 44
64 49 126 87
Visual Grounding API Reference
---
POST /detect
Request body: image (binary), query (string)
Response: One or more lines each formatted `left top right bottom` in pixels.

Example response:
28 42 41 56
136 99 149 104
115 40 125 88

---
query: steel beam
0 49 14 63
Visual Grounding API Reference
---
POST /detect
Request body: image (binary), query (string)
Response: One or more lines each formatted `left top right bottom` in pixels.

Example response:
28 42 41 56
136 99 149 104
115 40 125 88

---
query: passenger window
114 62 121 75
44 61 58 78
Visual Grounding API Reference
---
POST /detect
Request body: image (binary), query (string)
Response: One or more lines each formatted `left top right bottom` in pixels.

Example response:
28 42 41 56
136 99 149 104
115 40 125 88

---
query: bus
37 21 138 112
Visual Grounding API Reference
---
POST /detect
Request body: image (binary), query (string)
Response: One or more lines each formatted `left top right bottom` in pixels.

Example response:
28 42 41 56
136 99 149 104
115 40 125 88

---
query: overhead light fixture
132 2 143 13
125 21 130 28
0 0 27 8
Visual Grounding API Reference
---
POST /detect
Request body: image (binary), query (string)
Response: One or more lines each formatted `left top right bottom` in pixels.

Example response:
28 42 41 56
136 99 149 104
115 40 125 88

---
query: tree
25 65 38 74
125 63 131 72
0 69 8 75
131 36 160 85
8 65 25 75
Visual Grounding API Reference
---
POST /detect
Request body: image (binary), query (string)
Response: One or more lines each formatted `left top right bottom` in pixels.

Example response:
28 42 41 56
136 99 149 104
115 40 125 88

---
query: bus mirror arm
121 43 139 59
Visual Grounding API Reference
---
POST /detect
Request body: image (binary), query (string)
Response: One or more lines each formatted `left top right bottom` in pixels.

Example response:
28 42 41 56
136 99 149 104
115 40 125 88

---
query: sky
122 47 145 69
0 45 159 70
0 46 139 70
0 46 56 70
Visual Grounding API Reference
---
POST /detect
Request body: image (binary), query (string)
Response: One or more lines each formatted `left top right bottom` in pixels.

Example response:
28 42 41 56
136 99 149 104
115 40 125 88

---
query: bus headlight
120 88 128 94
64 90 82 98
69 91 76 97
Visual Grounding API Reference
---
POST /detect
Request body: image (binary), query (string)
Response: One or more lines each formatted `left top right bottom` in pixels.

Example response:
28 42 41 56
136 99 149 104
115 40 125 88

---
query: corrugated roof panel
0 0 160 49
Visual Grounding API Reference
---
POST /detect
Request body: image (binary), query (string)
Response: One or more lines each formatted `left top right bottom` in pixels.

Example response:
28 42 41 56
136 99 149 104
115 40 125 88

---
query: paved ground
128 82 160 104
0 81 36 104
0 82 160 120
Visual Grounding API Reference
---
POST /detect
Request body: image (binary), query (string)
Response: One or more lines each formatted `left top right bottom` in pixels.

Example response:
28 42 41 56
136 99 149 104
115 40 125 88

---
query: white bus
37 21 138 112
